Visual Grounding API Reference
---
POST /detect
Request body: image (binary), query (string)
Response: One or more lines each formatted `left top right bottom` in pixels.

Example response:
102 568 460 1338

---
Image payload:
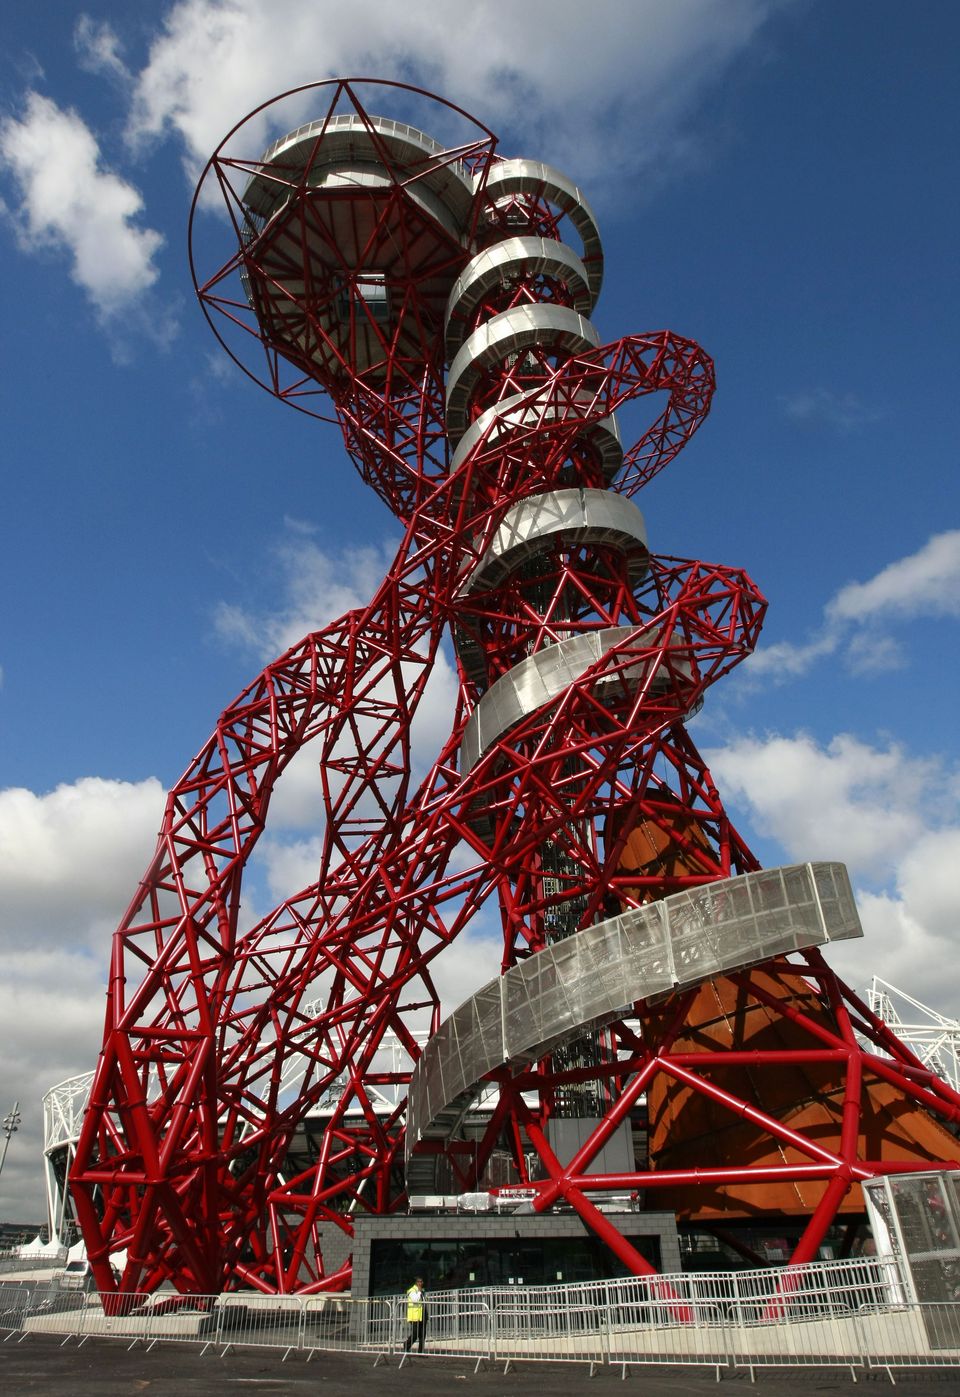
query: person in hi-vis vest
404 1276 426 1352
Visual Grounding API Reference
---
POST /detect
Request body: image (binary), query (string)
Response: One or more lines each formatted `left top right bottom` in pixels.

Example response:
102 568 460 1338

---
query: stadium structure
66 79 960 1298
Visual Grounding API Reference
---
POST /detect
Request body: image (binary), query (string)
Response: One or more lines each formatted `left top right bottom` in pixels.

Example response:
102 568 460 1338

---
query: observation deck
239 115 479 384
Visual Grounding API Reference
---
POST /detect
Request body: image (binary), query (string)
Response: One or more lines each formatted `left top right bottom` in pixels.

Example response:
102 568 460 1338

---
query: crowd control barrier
1 1257 957 1380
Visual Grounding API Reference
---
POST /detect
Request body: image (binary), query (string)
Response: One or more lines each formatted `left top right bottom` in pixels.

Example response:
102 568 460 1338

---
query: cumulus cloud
827 529 960 625
249 635 459 888
706 730 960 1012
425 916 503 1018
743 631 839 679
0 92 163 318
214 520 495 1114
128 0 787 181
213 521 459 760
707 732 934 879
253 830 325 907
0 776 164 1219
0 946 108 1222
748 530 960 681
0 776 165 947
3 1 789 336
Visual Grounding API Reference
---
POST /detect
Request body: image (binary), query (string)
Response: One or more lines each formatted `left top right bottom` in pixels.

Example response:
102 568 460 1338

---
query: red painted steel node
71 79 960 1302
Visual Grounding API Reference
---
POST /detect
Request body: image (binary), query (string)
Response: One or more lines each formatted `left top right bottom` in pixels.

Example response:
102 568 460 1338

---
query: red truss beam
71 79 959 1299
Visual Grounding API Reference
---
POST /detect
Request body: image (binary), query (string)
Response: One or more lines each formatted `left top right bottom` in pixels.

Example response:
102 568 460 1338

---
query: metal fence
0 1252 67 1275
2 1259 958 1379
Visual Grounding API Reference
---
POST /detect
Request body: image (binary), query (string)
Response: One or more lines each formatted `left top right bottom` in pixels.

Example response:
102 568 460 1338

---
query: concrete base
23 1298 216 1338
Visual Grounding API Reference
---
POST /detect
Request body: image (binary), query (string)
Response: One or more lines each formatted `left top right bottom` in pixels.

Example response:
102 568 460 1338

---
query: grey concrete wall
350 1209 681 1298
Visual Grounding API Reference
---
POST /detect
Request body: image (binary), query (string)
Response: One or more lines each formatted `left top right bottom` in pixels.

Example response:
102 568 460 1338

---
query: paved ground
1 1336 959 1396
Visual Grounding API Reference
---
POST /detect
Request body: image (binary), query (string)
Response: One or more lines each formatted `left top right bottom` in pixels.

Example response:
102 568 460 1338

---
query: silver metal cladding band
482 158 604 298
458 623 687 776
446 304 601 440
453 489 648 686
461 487 648 595
405 862 863 1159
449 390 623 483
444 237 595 360
443 154 616 499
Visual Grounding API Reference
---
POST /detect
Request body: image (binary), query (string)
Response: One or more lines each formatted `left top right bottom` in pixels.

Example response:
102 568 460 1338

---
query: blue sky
0 0 958 1220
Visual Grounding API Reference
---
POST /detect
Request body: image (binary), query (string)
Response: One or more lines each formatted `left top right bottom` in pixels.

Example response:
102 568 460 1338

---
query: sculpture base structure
409 866 960 1269
347 1210 684 1298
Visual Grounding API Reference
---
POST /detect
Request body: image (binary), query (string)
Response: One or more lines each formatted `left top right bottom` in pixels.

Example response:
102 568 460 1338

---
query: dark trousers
404 1318 425 1352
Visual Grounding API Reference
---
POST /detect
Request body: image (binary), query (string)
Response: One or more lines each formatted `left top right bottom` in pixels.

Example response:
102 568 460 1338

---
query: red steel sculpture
72 79 960 1297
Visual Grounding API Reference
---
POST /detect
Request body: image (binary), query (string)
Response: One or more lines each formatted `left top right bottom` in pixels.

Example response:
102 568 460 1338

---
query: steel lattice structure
867 979 960 1092
71 80 960 1298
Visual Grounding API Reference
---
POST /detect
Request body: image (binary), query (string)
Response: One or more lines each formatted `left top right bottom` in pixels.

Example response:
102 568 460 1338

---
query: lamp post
0 1102 20 1185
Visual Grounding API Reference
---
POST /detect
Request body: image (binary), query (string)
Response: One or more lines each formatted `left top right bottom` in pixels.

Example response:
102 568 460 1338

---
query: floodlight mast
0 1102 21 1187
71 79 960 1300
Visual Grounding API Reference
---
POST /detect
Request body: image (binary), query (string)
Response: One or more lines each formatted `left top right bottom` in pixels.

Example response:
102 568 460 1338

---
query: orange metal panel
646 972 960 1218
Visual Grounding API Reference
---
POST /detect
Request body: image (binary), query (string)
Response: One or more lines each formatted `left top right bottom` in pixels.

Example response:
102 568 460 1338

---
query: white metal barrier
601 1282 729 1380
391 1292 493 1369
218 1293 303 1356
3 1257 958 1379
0 1282 37 1338
726 1307 863 1380
0 1253 67 1275
858 1302 960 1378
301 1294 398 1359
50 1290 218 1350
491 1285 608 1367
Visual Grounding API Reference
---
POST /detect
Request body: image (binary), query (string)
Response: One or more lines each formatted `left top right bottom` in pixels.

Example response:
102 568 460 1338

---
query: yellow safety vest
406 1285 424 1321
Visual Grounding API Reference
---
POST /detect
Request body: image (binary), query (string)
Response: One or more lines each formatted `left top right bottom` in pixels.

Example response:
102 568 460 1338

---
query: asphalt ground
1 1337 959 1397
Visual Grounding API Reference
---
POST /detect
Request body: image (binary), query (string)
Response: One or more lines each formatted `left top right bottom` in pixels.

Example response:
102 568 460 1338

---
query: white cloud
4 2 789 334
74 15 130 82
222 521 463 954
0 92 164 318
255 831 324 906
896 829 960 941
429 917 503 1019
0 945 108 1224
707 732 933 879
251 637 459 899
744 631 838 679
827 528 960 625
779 387 883 433
843 630 905 675
213 523 460 779
706 730 960 1013
213 532 398 657
0 776 164 1220
748 530 960 682
0 776 164 947
128 0 787 181
825 889 947 1013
